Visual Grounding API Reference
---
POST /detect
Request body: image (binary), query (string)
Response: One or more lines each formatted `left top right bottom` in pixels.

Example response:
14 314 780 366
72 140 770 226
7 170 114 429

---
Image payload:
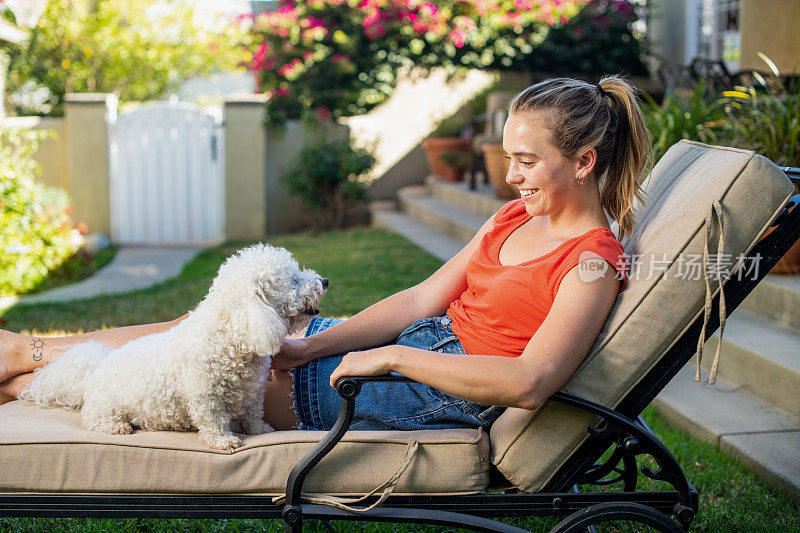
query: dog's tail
17 341 108 410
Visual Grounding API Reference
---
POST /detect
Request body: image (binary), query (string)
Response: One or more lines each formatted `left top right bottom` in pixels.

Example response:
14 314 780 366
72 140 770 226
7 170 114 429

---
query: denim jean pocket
429 335 466 354
476 405 506 424
397 318 435 339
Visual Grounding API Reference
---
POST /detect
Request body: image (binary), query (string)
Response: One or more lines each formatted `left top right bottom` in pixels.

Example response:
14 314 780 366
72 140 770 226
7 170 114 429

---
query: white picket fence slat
108 102 224 245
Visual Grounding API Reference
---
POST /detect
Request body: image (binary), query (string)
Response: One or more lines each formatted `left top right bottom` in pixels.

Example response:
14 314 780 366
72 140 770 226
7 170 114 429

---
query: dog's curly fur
19 244 325 451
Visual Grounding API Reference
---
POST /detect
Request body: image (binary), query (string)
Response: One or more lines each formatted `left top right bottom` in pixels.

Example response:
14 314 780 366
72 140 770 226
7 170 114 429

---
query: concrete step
738 274 800 333
654 364 800 501
426 175 508 219
702 310 800 418
370 205 462 263
397 186 488 245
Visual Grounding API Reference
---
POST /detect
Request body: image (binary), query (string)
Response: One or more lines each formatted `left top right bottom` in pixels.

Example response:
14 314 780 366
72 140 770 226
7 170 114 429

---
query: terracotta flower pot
442 166 466 182
422 137 470 179
481 142 518 199
770 239 800 274
765 183 800 274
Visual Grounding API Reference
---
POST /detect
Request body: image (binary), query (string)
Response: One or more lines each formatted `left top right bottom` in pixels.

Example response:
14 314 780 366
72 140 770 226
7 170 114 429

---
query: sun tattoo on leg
31 338 45 362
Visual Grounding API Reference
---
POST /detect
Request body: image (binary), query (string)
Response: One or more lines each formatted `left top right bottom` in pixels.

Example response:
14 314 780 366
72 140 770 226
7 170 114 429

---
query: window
690 0 741 71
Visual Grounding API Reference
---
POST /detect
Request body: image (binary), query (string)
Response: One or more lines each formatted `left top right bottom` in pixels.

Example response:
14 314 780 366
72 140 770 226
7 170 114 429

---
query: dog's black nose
321 278 329 289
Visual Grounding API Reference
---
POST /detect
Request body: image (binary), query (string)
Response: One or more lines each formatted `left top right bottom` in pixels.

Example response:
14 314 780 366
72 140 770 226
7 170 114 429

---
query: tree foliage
1 0 246 115
244 0 646 124
245 0 591 124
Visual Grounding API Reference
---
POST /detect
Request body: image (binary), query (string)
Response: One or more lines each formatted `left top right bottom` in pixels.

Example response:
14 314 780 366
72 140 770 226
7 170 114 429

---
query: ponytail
597 76 652 241
509 75 652 241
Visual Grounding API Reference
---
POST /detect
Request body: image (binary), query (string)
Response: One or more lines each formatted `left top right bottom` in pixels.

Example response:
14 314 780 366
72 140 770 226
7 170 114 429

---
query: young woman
0 76 651 435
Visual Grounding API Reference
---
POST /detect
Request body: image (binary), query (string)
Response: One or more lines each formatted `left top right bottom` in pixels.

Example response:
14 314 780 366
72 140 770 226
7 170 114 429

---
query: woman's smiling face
502 111 581 218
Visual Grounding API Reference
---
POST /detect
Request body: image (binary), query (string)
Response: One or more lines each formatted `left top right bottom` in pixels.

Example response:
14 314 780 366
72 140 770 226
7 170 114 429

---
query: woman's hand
272 338 311 371
329 346 396 389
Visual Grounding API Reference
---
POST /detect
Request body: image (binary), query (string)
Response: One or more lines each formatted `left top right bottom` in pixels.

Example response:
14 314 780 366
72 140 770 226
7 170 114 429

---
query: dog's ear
246 294 286 356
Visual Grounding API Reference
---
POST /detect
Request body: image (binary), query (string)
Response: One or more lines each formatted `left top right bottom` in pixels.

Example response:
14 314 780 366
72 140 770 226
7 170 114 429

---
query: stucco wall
63 94 114 237
224 95 267 241
740 0 800 73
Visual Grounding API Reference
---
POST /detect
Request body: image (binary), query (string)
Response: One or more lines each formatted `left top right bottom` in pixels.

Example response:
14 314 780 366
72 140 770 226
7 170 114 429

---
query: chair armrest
283 372 416 517
335 373 414 399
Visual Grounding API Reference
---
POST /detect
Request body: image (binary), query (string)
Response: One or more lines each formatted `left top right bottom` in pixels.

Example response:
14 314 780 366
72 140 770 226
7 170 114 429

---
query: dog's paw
200 432 242 452
239 419 274 435
94 421 133 435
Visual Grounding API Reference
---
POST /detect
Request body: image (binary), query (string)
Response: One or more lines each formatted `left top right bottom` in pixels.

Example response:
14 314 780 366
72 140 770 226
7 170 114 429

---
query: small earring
576 173 586 185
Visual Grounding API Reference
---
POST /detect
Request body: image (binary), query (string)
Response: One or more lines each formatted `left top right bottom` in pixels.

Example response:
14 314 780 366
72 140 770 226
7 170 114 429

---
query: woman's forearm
387 346 540 409
303 287 435 361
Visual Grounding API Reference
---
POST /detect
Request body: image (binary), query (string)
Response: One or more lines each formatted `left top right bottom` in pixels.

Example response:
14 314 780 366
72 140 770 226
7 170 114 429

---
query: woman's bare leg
0 373 32 403
0 314 189 398
262 325 312 430
263 370 301 430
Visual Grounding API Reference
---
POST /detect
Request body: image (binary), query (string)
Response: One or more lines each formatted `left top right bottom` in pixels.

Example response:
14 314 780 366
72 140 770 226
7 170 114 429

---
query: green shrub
0 128 82 297
521 0 648 76
722 55 800 166
429 118 469 139
281 138 376 231
643 77 726 162
246 0 646 126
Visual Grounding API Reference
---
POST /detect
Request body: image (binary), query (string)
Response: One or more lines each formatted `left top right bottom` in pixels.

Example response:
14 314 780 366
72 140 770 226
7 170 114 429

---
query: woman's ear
576 147 598 179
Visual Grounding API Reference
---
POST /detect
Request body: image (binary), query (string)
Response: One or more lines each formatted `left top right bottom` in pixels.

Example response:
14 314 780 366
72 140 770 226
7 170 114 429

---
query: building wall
740 0 800 73
648 0 800 74
646 0 688 67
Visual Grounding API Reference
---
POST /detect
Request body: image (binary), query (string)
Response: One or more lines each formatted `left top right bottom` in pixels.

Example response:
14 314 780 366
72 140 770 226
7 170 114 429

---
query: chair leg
548 502 686 533
283 505 303 532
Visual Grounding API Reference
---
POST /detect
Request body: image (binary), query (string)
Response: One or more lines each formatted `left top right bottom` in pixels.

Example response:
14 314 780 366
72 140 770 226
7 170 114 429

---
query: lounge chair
2 140 799 532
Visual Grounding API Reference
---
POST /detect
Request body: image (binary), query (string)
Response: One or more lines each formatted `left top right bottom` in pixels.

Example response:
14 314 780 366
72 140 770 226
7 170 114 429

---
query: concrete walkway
1 246 205 308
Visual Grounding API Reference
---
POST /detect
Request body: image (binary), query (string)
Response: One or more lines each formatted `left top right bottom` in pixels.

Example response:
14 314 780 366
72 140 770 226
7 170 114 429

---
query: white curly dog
20 244 327 451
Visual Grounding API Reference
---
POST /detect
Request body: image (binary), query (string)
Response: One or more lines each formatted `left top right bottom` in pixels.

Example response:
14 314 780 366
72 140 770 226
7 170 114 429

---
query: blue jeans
292 317 506 431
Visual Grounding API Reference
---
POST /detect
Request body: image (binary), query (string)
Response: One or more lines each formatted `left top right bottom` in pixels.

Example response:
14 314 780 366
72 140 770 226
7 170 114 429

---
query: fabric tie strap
273 439 419 513
695 200 726 384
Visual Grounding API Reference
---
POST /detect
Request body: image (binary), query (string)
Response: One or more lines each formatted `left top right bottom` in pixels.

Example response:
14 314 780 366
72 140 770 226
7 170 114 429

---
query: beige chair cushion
2 141 791 498
0 401 490 495
490 140 794 492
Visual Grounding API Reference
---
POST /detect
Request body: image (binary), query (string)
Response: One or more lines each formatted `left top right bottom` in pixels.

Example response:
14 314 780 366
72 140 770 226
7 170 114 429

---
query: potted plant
481 142 518 199
422 119 471 179
438 151 470 182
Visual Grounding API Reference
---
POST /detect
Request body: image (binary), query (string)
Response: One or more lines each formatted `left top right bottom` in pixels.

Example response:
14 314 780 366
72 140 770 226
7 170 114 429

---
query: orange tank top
446 199 627 357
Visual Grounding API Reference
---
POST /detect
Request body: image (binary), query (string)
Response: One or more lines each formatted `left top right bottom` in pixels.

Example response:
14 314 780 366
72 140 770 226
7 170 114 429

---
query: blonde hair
508 75 652 241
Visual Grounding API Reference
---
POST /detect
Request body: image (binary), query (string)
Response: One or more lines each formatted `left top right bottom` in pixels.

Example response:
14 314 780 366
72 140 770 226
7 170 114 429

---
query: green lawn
1 228 797 532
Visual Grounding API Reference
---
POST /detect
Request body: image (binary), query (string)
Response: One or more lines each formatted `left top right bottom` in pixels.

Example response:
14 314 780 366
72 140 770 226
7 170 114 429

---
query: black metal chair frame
3 169 800 532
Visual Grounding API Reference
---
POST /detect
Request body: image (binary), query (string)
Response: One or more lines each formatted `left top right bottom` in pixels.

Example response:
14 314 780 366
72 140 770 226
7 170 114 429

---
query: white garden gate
108 101 224 244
